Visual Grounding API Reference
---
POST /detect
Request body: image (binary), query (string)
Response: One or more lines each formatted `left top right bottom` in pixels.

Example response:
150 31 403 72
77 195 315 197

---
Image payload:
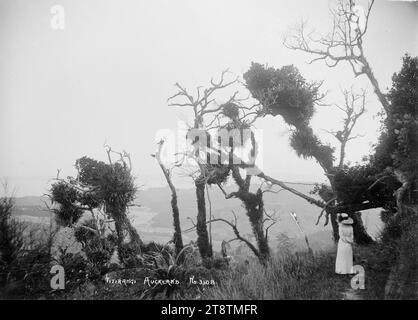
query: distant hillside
12 196 50 218
11 184 382 251
139 184 332 242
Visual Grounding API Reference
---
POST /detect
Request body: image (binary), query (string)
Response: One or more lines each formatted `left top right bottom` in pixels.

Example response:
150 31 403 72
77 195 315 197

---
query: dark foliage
221 102 240 120
118 242 142 268
386 54 418 175
50 181 84 226
0 195 54 298
310 183 334 202
243 62 321 127
50 156 138 228
0 196 24 283
333 165 400 209
73 219 99 246
290 127 335 171
73 219 118 276
58 252 88 287
49 153 142 271
205 164 231 185
75 157 137 212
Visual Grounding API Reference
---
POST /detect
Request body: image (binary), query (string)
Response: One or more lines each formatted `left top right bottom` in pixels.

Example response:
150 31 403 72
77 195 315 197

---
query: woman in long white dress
335 213 354 274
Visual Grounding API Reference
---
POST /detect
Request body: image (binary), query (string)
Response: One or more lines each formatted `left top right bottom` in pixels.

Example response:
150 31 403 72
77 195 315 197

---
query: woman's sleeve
349 227 354 242
344 227 354 243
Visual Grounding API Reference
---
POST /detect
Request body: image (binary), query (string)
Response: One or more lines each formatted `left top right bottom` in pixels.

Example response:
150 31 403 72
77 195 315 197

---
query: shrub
1 193 56 298
0 195 25 286
73 219 117 277
58 252 88 289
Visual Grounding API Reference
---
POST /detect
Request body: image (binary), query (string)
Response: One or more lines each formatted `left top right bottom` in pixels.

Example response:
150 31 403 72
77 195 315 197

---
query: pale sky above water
0 0 417 196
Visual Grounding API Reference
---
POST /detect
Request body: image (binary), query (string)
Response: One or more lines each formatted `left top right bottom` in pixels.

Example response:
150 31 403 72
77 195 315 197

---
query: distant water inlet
15 205 184 247
129 206 159 229
128 206 186 244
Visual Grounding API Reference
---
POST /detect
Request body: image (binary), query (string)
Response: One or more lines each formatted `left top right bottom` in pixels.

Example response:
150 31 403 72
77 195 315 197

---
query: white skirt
335 240 353 274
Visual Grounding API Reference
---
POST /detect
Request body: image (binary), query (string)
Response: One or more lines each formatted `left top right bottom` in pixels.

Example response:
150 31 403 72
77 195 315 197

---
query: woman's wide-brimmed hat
339 213 354 225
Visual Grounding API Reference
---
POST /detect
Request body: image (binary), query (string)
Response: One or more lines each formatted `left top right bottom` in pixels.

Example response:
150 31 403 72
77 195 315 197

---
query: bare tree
167 70 239 260
318 88 371 242
151 139 184 256
168 70 280 263
284 0 389 113
324 88 367 169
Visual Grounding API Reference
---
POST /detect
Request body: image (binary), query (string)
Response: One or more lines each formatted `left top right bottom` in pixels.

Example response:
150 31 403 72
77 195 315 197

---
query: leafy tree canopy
50 156 137 227
243 62 334 172
243 62 322 127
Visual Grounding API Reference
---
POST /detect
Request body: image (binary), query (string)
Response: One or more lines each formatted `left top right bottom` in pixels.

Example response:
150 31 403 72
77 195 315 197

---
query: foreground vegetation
2 190 416 300
202 251 348 300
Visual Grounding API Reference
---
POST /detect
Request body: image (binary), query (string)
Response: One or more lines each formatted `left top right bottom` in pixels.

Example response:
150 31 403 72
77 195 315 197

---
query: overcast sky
0 0 417 196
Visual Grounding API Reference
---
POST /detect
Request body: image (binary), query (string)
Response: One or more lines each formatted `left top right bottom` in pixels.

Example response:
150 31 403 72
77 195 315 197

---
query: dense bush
57 252 88 289
333 165 399 209
0 195 54 298
0 195 24 286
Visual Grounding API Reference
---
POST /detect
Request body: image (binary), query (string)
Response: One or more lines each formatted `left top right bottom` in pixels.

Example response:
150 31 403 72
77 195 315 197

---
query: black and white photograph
0 0 417 305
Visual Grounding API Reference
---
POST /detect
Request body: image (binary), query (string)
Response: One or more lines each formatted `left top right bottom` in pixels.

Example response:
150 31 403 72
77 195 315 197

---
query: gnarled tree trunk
195 177 213 260
170 192 184 256
330 210 339 242
241 189 270 263
230 169 270 264
152 143 184 257
108 206 143 262
351 211 374 245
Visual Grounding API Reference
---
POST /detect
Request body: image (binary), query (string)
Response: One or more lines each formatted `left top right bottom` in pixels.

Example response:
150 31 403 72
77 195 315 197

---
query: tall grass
202 250 349 300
